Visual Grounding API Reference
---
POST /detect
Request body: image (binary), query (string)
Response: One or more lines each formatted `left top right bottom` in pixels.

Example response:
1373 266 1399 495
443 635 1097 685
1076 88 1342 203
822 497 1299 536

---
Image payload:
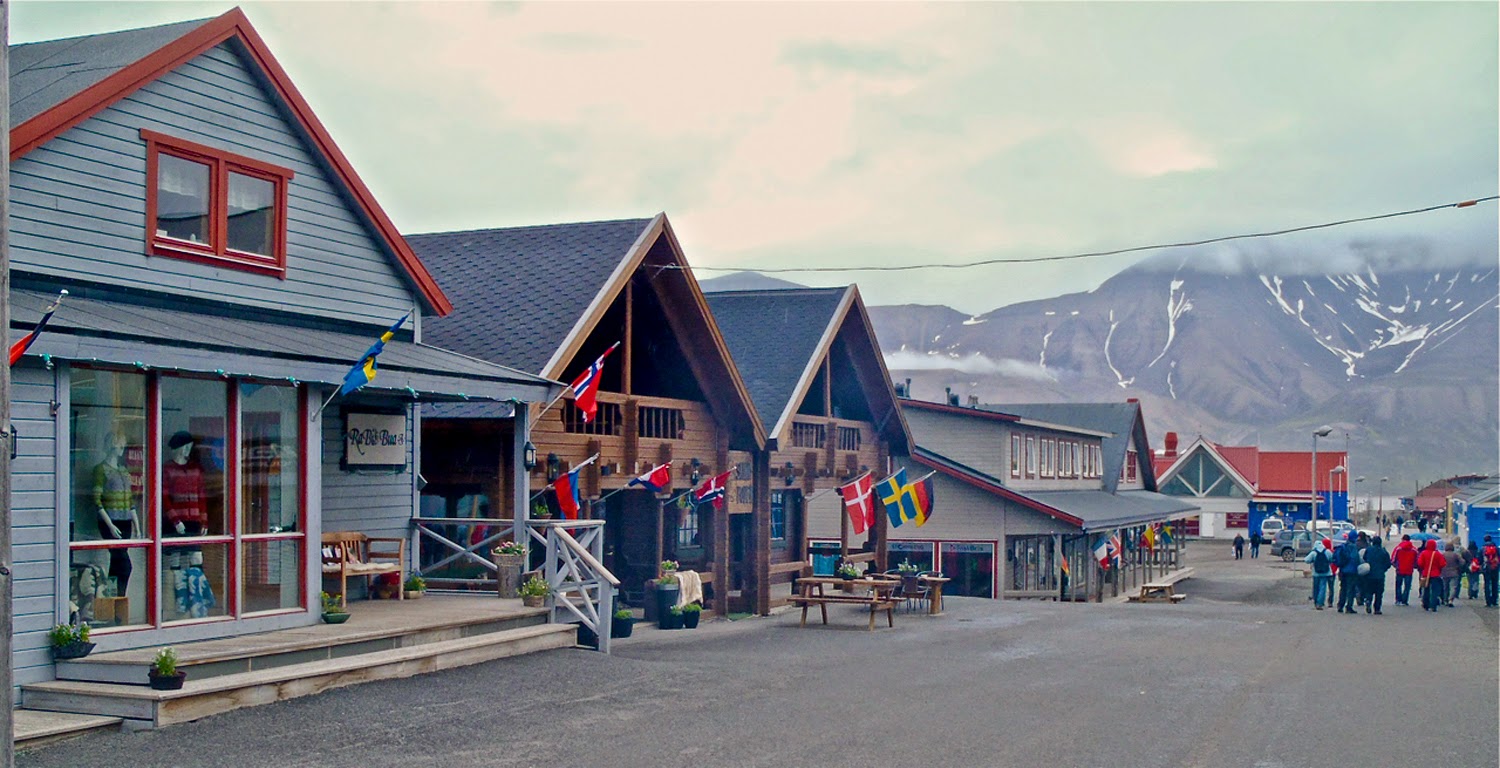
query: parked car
1260 517 1287 540
1312 521 1355 540
1275 530 1317 562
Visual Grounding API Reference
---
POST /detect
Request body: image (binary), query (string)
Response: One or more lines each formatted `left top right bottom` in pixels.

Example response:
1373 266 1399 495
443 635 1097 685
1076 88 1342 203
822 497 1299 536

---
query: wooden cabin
409 214 767 614
704 286 912 611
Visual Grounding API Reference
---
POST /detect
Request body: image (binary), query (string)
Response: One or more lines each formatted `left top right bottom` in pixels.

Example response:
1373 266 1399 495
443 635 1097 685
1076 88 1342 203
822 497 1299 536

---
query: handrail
553 526 620 587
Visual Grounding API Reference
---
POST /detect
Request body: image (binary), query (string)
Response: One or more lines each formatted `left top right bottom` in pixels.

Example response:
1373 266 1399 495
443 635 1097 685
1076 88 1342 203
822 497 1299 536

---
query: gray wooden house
703 286 912 611
841 397 1197 600
5 10 557 695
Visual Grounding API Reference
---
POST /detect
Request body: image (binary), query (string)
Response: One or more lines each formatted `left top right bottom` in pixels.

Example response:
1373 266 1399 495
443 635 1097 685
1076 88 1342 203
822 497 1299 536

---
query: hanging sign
344 411 407 469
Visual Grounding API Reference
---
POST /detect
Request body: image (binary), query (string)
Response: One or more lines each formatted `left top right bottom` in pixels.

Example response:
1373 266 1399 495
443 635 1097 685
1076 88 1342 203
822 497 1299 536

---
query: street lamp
1378 476 1389 526
1311 425 1334 535
1355 476 1366 522
1329 466 1346 526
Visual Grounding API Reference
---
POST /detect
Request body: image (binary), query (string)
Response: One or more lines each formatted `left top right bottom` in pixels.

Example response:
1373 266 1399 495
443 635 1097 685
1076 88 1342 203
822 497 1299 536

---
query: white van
1259 517 1286 539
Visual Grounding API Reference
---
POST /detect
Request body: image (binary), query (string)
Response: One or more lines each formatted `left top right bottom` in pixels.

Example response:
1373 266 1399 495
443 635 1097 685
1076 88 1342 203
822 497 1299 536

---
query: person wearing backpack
1482 535 1500 607
1304 539 1334 609
1464 541 1482 600
1391 535 1419 606
1416 539 1446 612
1334 531 1362 614
1361 536 1392 615
1249 530 1262 559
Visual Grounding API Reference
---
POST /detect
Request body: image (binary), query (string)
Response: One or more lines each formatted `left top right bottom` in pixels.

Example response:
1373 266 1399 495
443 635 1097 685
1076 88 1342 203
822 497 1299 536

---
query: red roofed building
1155 433 1349 538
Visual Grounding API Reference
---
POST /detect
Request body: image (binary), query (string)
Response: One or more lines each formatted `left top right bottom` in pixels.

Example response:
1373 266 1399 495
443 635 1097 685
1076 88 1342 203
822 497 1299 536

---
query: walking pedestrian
1335 531 1362 614
1417 539 1446 612
1392 535 1419 606
1249 530 1262 559
1481 535 1500 607
1233 533 1245 560
1465 541 1482 600
1305 539 1334 609
1441 540 1462 606
1362 536 1391 614
1417 517 1428 532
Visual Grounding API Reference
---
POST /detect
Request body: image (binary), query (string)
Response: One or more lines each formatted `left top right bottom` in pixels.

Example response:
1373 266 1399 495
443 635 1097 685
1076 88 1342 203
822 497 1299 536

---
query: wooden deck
22 595 575 730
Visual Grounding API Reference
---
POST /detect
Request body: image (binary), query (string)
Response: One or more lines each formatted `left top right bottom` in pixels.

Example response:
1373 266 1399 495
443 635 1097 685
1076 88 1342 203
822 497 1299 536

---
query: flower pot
322 611 351 624
659 611 683 630
655 582 681 622
681 611 701 629
610 617 635 639
576 624 599 648
493 552 526 598
148 671 187 691
52 641 96 660
404 590 424 600
522 594 545 608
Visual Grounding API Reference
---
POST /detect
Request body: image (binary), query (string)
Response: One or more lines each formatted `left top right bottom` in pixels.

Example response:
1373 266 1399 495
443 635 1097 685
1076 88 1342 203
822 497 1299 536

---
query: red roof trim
899 398 1021 423
911 453 1084 527
10 8 453 316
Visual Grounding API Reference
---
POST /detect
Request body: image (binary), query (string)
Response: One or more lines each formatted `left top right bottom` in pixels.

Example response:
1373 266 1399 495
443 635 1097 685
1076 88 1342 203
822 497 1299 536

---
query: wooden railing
525 519 619 654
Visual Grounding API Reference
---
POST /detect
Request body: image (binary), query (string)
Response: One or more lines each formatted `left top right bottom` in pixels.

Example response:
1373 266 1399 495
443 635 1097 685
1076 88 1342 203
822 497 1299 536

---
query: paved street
19 541 1499 768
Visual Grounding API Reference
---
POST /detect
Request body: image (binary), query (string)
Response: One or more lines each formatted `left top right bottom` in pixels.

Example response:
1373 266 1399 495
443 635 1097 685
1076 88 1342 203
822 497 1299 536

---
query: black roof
9 18 212 127
704 288 848 433
408 218 654 374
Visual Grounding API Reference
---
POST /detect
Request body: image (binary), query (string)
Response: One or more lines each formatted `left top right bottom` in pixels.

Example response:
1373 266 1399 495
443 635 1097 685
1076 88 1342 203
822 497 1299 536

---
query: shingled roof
10 18 213 127
408 218 653 375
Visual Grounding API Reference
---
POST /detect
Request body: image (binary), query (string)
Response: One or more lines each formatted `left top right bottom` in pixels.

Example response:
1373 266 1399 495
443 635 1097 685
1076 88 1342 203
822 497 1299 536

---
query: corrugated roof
1454 476 1499 506
408 218 654 374
704 287 847 434
9 288 558 403
1257 451 1347 493
9 18 212 127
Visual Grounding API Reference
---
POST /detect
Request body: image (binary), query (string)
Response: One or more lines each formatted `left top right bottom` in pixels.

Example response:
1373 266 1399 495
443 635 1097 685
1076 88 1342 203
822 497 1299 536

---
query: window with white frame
1010 434 1022 478
1025 435 1036 478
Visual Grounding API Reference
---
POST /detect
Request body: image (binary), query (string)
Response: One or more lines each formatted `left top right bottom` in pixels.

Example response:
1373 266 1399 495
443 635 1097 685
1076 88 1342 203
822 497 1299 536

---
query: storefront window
1008 535 1058 592
69 369 150 628
240 382 305 614
940 542 994 598
160 378 230 624
888 540 934 573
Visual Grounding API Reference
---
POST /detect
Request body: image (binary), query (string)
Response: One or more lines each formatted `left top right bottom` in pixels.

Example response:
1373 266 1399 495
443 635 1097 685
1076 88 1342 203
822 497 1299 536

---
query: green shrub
151 647 179 677
48 622 90 647
519 575 550 598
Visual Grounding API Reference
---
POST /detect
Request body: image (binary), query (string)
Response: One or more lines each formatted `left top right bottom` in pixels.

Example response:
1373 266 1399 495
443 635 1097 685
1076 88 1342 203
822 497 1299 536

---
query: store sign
344 411 407 468
942 542 994 554
889 541 934 553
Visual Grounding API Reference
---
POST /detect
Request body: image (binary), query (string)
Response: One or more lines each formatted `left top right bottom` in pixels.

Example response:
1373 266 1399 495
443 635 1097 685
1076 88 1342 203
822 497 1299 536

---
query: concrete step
57 609 548 685
23 623 576 728
12 709 123 750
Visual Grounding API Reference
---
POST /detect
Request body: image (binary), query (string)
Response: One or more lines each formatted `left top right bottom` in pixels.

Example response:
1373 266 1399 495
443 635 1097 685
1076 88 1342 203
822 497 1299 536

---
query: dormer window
143 129 292 276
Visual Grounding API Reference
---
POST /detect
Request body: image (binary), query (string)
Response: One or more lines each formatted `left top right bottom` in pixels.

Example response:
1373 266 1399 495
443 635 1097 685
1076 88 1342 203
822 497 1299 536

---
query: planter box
493 552 525 598
148 671 187 691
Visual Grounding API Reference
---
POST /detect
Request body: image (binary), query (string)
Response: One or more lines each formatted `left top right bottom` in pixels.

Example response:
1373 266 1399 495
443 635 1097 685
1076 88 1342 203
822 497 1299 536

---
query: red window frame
142 129 293 278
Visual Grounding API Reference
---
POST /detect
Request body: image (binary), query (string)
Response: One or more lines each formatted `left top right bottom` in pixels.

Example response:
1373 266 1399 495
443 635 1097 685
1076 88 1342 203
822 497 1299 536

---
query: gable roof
409 218 654 374
1215 445 1261 486
410 213 765 449
1154 436 1257 497
8 8 453 316
705 286 910 452
983 402 1155 492
913 447 1196 532
1454 476 1499 507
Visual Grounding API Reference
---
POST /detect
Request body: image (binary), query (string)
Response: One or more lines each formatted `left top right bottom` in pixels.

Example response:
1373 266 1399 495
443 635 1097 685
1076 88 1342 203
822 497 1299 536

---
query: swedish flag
877 468 918 528
339 311 411 396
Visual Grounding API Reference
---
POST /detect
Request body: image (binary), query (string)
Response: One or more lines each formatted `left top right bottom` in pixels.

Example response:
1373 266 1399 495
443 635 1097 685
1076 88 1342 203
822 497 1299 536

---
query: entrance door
730 514 753 592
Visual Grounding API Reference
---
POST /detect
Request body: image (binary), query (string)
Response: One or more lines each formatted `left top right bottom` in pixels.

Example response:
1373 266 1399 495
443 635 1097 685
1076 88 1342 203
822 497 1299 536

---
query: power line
679 195 1498 275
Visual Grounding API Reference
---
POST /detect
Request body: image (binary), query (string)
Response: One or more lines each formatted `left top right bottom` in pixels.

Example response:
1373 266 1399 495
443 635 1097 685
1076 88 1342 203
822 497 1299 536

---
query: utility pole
1 2 15 763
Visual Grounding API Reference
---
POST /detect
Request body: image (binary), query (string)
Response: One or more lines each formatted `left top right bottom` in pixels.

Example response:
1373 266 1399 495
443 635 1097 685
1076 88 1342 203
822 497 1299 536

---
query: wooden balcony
530 393 728 493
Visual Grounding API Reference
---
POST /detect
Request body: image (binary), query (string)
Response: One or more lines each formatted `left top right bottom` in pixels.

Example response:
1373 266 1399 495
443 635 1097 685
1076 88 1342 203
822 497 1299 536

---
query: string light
673 196 1498 275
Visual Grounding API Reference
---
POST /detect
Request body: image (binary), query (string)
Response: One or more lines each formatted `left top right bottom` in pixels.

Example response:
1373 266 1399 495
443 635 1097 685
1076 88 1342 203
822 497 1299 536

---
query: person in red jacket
1416 539 1446 612
1391 535 1419 606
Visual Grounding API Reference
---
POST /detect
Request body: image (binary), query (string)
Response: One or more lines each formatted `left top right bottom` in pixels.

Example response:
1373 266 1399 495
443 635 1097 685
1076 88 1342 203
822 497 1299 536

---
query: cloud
885 351 1057 382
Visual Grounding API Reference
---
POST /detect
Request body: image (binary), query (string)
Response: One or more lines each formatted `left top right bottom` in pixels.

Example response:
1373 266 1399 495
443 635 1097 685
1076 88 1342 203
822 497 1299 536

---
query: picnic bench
1129 567 1195 604
791 576 898 630
321 531 407 608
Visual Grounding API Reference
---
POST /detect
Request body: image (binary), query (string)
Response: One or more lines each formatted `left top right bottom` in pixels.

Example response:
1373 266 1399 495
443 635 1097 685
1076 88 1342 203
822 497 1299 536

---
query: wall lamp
690 457 702 485
784 461 796 486
522 441 538 471
546 452 561 482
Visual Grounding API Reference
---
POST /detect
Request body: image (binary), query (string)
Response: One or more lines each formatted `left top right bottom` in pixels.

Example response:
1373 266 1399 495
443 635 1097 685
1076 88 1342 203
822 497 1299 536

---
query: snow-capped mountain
871 248 1499 491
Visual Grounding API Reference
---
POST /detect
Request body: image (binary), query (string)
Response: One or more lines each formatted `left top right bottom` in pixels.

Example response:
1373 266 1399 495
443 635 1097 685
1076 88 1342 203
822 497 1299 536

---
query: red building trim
11 8 454 315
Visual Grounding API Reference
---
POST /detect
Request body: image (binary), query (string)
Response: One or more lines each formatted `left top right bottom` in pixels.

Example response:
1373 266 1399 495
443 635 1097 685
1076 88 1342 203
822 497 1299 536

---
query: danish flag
837 473 876 535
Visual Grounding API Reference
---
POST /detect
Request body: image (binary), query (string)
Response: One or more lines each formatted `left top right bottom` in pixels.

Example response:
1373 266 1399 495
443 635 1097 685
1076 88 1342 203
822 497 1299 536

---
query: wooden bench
790 595 896 630
321 531 407 608
1129 567 1194 604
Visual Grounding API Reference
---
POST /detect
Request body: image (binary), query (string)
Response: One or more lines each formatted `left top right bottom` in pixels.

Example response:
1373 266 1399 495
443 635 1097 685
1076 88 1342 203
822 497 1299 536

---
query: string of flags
838 467 936 532
9 290 67 366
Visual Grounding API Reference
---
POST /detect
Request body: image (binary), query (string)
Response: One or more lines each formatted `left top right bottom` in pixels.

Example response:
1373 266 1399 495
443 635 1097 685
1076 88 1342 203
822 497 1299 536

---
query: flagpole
528 453 599 503
811 469 872 503
310 386 340 423
599 460 673 504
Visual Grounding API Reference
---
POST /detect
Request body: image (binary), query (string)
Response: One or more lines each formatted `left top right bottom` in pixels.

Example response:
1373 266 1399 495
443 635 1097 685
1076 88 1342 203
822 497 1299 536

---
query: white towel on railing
676 570 704 608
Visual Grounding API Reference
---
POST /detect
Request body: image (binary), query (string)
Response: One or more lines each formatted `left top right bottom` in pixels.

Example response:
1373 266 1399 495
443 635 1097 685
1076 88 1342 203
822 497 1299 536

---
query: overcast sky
14 2 1498 314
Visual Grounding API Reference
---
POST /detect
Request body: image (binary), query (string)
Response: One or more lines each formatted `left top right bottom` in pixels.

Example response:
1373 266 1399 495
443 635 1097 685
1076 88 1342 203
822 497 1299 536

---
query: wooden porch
18 596 575 733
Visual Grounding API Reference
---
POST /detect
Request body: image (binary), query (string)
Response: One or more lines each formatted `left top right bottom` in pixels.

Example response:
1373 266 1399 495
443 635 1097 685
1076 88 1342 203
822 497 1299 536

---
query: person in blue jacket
1334 531 1363 614
1360 536 1392 614
1304 539 1335 609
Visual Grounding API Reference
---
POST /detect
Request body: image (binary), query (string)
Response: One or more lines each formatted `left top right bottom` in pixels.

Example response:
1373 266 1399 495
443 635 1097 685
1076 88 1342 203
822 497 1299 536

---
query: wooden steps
13 710 123 750
23 624 576 728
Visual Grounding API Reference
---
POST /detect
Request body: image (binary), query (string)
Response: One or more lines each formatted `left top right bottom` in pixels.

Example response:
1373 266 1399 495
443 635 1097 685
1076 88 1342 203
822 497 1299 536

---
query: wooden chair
321 531 407 609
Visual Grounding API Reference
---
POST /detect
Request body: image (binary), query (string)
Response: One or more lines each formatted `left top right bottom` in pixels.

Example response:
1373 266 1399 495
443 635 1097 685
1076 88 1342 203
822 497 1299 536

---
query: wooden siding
904 409 1005 478
528 393 724 493
11 365 61 693
321 404 415 541
9 42 414 327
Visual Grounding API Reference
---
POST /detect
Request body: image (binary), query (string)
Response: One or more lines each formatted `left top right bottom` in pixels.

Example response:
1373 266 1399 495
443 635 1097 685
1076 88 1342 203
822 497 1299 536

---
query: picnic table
790 576 899 630
918 574 951 615
1128 567 1194 603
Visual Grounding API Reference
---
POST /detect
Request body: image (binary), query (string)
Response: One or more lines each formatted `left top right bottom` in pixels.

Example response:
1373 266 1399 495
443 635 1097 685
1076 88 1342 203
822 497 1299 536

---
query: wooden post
754 449 772 615
1054 533 1063 600
1 5 14 758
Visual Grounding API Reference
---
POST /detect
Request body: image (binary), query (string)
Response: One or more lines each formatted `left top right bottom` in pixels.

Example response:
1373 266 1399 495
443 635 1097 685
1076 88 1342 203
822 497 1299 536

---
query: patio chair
904 573 933 613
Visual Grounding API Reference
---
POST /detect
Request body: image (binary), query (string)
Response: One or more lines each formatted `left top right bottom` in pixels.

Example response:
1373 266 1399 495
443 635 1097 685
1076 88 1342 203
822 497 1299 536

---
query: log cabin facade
409 215 768 615
704 287 912 611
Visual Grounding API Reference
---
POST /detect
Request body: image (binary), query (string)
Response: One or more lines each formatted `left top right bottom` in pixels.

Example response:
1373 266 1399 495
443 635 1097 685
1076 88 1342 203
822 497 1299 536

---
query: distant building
1154 435 1348 538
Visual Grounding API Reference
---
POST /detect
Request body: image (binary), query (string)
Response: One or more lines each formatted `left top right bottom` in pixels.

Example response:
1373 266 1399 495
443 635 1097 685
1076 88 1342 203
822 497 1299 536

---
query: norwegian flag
837 473 876 535
693 470 733 510
569 341 620 423
629 462 672 494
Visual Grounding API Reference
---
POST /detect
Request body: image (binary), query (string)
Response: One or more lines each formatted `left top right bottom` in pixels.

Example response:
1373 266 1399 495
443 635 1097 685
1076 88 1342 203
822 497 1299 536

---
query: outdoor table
791 576 900 630
919 574 951 615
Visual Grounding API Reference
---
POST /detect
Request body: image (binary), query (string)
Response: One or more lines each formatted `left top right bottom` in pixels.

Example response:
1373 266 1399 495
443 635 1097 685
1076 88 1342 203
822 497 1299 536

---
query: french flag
629 462 672 494
1093 536 1111 570
569 341 620 423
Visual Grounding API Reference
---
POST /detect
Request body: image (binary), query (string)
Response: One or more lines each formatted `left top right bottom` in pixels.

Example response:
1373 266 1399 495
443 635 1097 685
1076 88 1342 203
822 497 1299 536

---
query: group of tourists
1305 531 1500 613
